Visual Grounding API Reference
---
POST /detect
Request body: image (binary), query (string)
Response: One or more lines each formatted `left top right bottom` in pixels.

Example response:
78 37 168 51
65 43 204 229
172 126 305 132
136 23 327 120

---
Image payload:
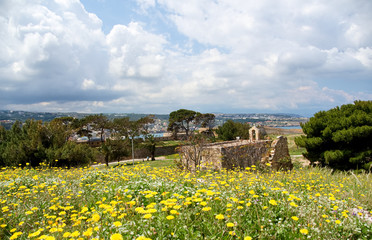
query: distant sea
278 126 302 129
151 133 164 137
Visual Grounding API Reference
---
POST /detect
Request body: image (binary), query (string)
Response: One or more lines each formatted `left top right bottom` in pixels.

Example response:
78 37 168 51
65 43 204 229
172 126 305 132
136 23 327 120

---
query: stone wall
263 136 293 170
180 137 292 171
122 145 177 160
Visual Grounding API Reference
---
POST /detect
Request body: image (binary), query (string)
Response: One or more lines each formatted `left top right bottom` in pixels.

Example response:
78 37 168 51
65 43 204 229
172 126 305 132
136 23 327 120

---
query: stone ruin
249 125 266 141
180 127 292 171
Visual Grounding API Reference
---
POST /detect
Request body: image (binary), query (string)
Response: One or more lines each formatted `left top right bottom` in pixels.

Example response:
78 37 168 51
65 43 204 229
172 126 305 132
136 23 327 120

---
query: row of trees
167 109 216 139
0 115 155 167
167 109 251 141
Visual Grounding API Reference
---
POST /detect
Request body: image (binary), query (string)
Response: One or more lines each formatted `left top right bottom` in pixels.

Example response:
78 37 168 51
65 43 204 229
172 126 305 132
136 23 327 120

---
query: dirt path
91 156 167 167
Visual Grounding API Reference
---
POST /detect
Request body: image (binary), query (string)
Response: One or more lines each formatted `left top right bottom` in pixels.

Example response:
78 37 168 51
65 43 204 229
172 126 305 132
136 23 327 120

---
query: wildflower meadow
0 161 371 240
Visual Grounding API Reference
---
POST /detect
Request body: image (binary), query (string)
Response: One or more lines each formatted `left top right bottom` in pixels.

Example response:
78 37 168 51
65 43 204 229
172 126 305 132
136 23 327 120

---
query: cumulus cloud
106 22 167 80
0 0 371 115
0 0 114 104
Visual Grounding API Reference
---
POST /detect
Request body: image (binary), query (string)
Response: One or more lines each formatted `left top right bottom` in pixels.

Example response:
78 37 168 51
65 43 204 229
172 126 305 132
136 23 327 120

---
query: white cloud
106 22 167 79
0 0 371 115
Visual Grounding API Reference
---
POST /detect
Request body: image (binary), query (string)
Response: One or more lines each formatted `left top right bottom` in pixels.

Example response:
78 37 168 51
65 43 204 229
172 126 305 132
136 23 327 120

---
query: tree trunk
105 154 109 167
151 144 156 160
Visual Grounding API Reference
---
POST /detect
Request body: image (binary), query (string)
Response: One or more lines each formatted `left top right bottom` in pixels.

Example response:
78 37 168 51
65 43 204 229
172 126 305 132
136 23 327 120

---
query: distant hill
0 110 307 130
0 110 169 122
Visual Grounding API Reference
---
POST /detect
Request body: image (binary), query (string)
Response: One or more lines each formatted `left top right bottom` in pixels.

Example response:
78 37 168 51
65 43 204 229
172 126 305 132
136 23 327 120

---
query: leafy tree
295 101 372 170
168 109 199 139
236 122 251 139
46 117 75 149
0 120 49 167
0 126 6 166
52 141 96 167
104 115 154 164
101 139 129 166
84 114 110 141
216 120 250 141
196 113 216 135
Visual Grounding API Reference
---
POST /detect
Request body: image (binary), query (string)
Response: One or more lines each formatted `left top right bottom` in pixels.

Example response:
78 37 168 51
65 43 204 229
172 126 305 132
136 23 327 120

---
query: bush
216 120 250 141
295 100 372 170
49 142 97 167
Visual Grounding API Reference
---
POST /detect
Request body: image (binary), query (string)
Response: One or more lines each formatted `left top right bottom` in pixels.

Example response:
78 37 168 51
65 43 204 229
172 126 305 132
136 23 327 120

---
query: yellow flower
244 237 252 240
335 220 341 224
136 236 151 240
170 210 178 215
111 233 123 240
83 228 93 237
269 200 277 206
300 229 308 235
143 214 152 219
166 215 175 220
28 230 41 238
63 232 71 238
202 207 211 212
9 231 22 240
200 201 207 206
215 214 224 220
226 222 235 227
291 216 299 221
92 213 100 222
113 221 122 227
71 231 80 237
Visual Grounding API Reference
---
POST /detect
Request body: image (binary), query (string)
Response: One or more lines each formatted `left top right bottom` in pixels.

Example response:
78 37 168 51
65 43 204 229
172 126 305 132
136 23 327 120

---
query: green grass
157 140 184 147
137 159 176 168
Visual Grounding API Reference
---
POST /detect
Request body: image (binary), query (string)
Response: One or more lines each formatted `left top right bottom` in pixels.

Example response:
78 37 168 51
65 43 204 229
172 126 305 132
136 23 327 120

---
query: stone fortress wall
181 126 293 171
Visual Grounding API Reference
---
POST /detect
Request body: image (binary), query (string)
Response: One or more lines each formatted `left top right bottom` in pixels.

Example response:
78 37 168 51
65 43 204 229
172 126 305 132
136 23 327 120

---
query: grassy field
1 161 371 240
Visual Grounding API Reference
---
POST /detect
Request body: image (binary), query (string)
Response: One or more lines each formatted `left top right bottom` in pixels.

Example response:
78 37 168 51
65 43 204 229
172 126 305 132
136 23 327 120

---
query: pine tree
295 100 372 170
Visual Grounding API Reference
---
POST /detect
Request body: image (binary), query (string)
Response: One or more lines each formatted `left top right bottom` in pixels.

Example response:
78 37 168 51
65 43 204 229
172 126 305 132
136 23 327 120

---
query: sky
0 0 371 116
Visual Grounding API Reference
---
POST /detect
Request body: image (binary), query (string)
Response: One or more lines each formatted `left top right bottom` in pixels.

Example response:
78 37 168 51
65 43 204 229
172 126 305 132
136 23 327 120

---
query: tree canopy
168 109 199 139
0 114 155 167
295 100 372 171
216 120 250 141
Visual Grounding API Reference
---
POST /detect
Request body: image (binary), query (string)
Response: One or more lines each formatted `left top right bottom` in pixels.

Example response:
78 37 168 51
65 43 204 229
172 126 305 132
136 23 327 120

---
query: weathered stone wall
122 145 177 160
180 137 292 171
268 136 293 170
221 141 270 169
